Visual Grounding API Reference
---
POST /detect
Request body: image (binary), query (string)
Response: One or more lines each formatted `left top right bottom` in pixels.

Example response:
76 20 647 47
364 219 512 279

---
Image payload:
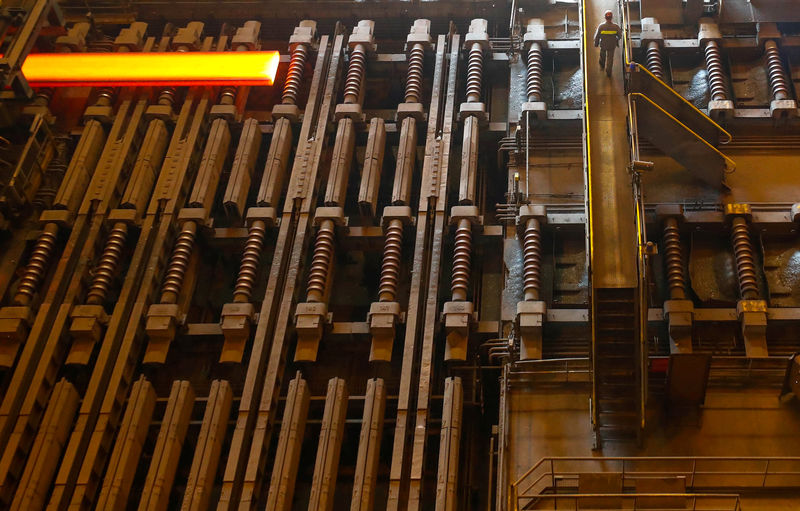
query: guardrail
620 0 649 438
513 492 742 511
511 456 800 501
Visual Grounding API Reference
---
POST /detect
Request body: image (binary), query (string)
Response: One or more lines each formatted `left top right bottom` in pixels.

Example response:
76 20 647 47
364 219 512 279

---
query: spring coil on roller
307 221 335 302
662 218 686 300
451 219 472 301
33 87 54 106
404 43 425 104
526 43 543 102
646 42 665 81
32 139 69 210
86 223 128 305
704 41 729 101
160 223 197 303
343 44 367 104
378 220 403 302
522 219 542 301
283 43 309 105
158 87 178 105
219 86 237 105
13 223 59 306
731 218 759 299
764 41 790 101
466 43 484 103
233 220 266 303
95 87 116 106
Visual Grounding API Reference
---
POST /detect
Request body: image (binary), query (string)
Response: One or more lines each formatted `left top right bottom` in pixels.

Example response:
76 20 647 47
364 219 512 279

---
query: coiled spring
764 40 790 101
307 220 335 302
704 41 730 101
662 218 686 300
522 219 542 301
219 86 237 105
160 222 197 304
731 217 759 299
405 43 425 104
95 87 116 106
526 43 543 102
379 219 403 302
33 88 54 106
13 223 59 306
466 43 484 103
343 44 367 104
87 222 128 305
158 87 178 106
32 139 69 210
233 220 266 303
283 43 309 105
646 42 665 82
451 219 472 301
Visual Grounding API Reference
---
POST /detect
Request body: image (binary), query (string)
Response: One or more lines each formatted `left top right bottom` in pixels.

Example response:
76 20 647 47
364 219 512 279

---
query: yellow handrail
619 0 733 145
578 0 599 438
620 0 648 439
629 92 736 173
633 62 733 145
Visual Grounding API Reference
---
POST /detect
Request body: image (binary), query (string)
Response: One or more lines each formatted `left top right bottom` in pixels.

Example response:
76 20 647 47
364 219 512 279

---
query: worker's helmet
604 10 613 20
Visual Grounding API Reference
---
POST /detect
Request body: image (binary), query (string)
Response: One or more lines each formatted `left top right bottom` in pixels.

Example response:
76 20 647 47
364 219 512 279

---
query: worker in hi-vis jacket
594 10 622 77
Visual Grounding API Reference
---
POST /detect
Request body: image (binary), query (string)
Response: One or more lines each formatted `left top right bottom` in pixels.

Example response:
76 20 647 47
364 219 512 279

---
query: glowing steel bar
21 51 280 87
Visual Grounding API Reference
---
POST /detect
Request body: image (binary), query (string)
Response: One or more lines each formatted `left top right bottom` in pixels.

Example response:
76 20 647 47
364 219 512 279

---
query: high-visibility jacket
594 21 622 50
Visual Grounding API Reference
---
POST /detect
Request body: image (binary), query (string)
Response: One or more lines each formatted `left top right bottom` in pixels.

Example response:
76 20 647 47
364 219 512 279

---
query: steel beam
435 377 463 511
137 380 195 511
182 379 233 511
9 379 79 511
350 378 386 511
264 374 310 511
307 377 348 511
95 376 157 510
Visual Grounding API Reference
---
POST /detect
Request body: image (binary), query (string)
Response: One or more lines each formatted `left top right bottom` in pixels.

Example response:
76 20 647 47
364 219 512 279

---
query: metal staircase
593 288 640 442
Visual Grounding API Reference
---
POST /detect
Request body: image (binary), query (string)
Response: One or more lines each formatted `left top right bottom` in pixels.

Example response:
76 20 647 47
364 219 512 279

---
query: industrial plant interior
3 0 800 509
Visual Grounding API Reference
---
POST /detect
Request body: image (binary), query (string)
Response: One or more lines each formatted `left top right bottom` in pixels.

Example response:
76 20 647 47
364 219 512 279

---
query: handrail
630 92 736 173
619 0 733 146
620 0 648 438
515 492 742 511
621 0 633 67
577 0 598 437
632 62 733 145
511 455 800 493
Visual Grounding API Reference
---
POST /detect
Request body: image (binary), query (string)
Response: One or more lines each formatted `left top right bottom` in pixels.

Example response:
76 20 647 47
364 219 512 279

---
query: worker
594 10 622 77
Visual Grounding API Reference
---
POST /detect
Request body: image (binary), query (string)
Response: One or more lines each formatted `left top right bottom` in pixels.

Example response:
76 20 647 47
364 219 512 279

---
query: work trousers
599 46 616 77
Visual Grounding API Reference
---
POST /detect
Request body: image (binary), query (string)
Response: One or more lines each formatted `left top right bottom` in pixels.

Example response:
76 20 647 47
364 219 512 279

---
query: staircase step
594 288 640 441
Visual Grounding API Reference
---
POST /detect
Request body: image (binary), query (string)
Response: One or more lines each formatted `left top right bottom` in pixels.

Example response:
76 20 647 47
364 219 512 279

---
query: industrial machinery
1 0 800 510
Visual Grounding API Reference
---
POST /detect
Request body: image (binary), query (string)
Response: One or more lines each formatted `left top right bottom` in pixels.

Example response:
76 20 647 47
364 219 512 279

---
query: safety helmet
604 10 613 20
